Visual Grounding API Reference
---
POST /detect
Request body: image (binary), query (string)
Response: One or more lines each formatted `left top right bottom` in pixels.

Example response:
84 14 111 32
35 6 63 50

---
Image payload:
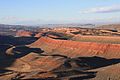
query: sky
0 0 120 25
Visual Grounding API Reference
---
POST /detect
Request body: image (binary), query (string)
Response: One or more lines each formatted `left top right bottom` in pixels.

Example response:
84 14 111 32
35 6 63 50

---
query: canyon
0 24 120 80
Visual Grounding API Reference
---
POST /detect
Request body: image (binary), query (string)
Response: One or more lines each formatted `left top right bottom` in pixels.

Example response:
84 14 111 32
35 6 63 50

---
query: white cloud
80 5 120 13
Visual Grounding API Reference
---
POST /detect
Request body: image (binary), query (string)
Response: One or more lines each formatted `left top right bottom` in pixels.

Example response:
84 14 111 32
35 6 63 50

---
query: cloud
80 5 120 13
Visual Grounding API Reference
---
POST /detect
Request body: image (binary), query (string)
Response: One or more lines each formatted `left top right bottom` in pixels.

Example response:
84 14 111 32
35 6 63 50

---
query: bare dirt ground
1 25 120 80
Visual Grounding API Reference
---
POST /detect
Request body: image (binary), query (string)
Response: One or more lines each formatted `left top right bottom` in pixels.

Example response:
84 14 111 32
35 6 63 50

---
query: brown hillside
30 37 120 59
72 35 120 44
16 30 34 37
97 24 120 31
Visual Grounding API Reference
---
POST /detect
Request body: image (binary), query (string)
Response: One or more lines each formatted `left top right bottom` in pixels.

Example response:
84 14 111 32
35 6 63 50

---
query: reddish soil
1 28 120 80
34 32 42 38
30 37 120 59
16 30 34 37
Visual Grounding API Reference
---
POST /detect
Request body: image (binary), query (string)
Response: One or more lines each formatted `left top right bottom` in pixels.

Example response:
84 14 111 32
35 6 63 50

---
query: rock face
16 30 34 37
30 37 120 59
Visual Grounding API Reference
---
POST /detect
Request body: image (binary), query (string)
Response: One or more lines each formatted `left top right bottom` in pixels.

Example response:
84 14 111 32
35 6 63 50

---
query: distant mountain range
0 23 96 28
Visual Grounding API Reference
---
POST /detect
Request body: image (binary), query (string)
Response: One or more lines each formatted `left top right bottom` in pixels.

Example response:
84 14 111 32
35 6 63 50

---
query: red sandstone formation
30 37 120 59
16 30 34 37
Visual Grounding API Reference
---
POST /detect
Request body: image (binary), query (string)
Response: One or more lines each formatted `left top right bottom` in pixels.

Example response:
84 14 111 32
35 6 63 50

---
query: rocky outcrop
30 37 120 59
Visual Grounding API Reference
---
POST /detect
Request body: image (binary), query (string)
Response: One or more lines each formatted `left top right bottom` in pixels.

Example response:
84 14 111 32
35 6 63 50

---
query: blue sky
0 0 120 25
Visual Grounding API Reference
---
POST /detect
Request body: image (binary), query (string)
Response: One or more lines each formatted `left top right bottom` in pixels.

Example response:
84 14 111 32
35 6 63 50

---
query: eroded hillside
1 26 120 80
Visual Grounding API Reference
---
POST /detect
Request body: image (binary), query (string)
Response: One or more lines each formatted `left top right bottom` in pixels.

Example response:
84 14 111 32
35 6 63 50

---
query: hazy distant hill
0 24 39 36
97 24 120 30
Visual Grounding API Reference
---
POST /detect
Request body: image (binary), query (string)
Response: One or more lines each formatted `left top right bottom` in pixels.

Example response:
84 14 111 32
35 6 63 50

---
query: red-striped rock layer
30 37 120 59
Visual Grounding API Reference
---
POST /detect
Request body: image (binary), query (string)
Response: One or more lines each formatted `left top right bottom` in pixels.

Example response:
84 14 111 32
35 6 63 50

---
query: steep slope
30 37 120 59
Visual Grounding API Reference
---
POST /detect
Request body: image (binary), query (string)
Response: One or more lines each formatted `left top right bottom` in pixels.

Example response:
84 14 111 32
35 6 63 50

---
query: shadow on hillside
72 56 120 70
12 46 44 58
21 56 120 80
42 31 72 40
49 56 120 80
0 44 13 55
0 35 38 46
1 35 120 80
0 45 44 74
